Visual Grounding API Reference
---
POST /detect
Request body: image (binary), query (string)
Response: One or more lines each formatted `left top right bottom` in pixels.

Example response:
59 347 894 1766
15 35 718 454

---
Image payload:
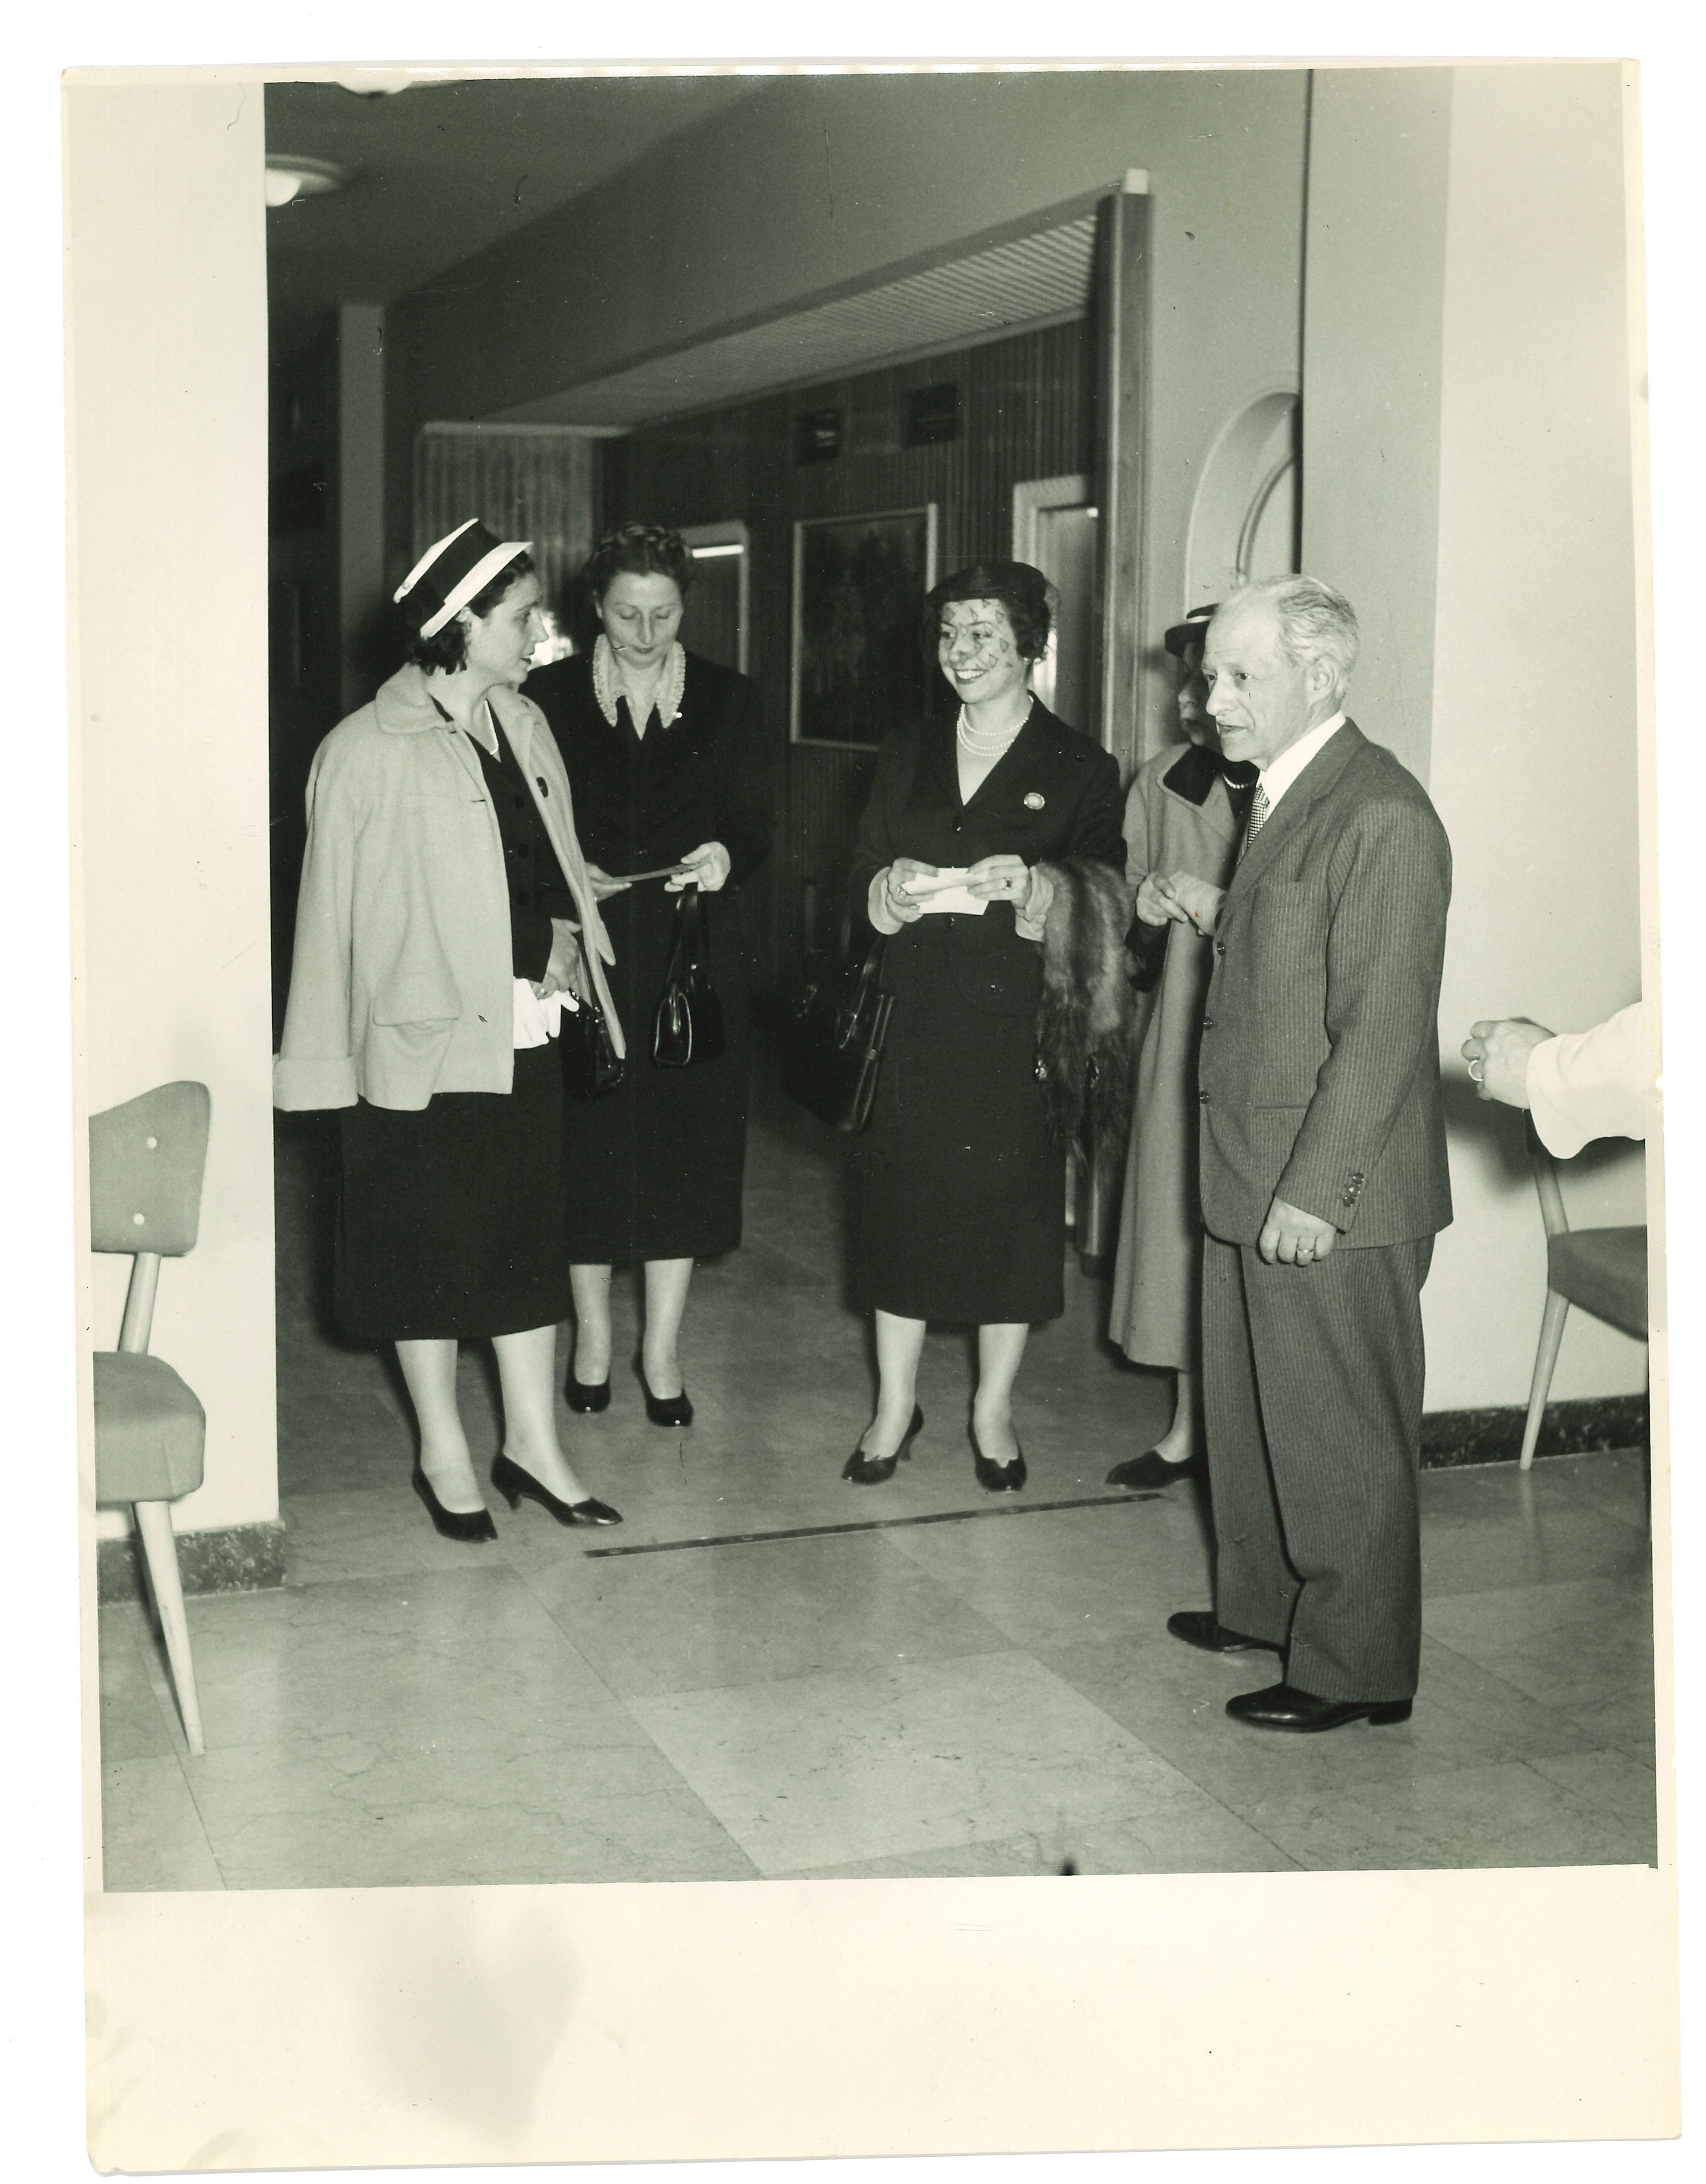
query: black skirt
851 977 1065 1325
334 1041 570 1343
564 882 750 1265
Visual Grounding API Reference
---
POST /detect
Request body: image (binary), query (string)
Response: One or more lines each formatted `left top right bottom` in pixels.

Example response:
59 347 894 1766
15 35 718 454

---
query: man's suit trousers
1202 1231 1433 1702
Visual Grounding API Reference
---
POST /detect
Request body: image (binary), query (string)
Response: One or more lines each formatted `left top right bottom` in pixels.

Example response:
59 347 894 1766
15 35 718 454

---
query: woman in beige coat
1106 607 1255 1488
276 520 625 1541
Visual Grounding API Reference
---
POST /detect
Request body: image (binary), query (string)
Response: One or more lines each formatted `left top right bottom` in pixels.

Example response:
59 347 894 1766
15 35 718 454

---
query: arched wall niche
1182 382 1301 618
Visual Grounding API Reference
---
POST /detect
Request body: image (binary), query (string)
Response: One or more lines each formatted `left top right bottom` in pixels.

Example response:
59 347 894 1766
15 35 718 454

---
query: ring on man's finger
1468 1058 1485 1083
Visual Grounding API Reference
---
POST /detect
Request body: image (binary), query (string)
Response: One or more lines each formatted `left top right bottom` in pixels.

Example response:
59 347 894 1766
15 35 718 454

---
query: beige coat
1108 741 1243 1369
274 664 620 1113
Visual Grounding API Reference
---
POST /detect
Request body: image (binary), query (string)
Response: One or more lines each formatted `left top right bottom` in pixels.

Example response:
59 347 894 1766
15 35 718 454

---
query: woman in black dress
527 525 773 1426
275 520 623 1540
846 561 1124 1491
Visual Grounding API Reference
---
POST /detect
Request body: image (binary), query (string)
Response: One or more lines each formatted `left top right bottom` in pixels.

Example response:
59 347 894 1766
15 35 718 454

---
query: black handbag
652 884 725 1068
561 986 625 1100
782 939 893 1133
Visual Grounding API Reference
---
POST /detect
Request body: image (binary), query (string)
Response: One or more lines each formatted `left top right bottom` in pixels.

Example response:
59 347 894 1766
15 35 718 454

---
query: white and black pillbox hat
394 519 532 638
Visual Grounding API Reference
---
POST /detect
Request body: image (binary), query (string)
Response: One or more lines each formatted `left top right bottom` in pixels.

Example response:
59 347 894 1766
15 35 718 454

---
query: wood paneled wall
604 320 1094 996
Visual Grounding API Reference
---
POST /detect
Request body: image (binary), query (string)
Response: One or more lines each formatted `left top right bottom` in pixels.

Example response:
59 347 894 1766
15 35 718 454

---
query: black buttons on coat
1199 1090 1211 1105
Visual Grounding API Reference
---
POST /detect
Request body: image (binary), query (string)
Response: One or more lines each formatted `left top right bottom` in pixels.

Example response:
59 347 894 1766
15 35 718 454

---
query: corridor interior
97 1053 1660 1889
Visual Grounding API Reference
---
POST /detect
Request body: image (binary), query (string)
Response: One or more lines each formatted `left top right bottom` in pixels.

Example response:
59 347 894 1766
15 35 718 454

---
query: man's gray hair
1225 575 1360 688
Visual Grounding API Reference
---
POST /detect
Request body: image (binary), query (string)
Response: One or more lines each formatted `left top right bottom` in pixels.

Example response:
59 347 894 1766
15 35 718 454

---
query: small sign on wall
795 407 842 465
905 383 959 447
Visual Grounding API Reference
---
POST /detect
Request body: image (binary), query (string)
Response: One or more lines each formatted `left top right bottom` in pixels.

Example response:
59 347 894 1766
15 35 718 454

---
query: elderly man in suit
1163 575 1453 1732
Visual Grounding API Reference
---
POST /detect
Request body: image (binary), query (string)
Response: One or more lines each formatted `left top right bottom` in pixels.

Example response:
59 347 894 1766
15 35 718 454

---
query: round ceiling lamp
265 155 349 209
331 72 419 97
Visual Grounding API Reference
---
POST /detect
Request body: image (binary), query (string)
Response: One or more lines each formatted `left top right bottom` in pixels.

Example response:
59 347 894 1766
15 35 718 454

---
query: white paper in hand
901 867 989 917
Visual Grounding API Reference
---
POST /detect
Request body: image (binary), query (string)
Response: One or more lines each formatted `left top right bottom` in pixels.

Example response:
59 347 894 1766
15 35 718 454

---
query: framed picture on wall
790 504 939 747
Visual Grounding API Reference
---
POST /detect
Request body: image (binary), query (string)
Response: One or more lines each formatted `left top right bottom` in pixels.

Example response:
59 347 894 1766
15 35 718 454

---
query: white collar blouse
591 633 687 732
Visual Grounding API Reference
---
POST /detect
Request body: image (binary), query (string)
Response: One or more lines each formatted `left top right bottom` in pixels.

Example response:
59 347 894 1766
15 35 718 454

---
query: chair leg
133 1501 206 1756
1519 1289 1571 1472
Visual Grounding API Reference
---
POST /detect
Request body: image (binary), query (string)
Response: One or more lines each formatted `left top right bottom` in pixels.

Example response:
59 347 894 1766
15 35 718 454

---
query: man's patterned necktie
1242 782 1271 856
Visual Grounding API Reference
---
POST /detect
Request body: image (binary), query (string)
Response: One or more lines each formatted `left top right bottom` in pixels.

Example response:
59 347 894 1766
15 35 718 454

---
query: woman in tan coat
276 520 624 1541
1106 607 1255 1488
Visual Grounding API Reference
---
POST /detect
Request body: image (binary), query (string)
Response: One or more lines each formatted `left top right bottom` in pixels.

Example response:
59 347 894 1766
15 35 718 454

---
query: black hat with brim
1164 603 1218 658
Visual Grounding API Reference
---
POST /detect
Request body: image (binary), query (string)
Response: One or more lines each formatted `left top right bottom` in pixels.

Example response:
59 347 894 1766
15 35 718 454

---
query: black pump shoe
970 1425 1027 1494
567 1375 611 1414
639 1366 693 1429
491 1453 622 1528
843 1405 924 1486
1107 1448 1201 1491
412 1464 498 1543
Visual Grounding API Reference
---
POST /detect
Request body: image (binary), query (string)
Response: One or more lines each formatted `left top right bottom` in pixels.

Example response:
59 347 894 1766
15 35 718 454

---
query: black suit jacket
1198 719 1453 1247
850 704 1124 1017
526 649 772 883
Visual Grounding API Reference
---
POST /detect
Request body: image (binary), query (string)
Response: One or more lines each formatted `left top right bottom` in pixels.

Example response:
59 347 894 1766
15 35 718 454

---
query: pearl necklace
955 698 1032 760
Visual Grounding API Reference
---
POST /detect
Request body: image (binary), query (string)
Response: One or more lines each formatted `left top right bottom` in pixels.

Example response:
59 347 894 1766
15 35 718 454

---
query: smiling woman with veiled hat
275 519 625 1540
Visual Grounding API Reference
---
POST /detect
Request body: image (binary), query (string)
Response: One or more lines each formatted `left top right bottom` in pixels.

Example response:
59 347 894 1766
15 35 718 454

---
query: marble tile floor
97 1081 1661 1890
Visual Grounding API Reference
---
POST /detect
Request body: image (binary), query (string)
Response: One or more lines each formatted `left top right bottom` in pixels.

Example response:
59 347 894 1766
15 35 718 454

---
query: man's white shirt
1258 712 1345 814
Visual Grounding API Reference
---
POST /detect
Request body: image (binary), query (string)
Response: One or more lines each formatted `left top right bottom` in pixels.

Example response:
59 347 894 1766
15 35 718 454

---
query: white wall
68 80 278 1533
1301 69 1454 787
1423 62 1648 1410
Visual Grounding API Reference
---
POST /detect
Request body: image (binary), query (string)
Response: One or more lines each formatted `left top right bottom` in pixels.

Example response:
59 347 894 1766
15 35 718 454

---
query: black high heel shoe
970 1424 1027 1494
412 1464 498 1542
843 1405 924 1486
638 1364 693 1429
567 1374 611 1414
491 1453 622 1528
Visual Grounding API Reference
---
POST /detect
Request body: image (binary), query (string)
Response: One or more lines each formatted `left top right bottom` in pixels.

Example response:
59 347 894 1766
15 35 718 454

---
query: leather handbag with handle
561 985 625 1099
652 884 725 1068
782 937 893 1133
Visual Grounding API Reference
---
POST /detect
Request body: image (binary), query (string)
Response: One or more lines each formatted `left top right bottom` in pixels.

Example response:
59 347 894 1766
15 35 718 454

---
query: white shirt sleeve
1524 1001 1656 1158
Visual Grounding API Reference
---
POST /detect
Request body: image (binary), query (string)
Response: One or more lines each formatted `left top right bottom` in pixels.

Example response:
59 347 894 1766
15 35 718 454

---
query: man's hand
1259 1196 1340 1267
666 841 732 892
1135 871 1189 927
1164 871 1227 936
1462 1017 1554 1109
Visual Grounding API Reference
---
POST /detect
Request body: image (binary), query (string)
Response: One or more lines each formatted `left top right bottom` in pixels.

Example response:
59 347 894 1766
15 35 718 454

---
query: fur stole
1034 859 1141 1147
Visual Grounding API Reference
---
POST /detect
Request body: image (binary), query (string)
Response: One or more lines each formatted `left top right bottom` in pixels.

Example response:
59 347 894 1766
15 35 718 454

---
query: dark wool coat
525 648 774 1263
847 704 1123 1325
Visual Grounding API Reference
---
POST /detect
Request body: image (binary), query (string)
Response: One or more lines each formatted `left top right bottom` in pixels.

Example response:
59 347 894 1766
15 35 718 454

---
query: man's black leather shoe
1166 1610 1276 1654
1225 1682 1413 1732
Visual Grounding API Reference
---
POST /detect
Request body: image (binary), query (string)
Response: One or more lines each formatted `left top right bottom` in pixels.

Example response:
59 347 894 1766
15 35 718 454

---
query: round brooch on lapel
1023 791 1046 811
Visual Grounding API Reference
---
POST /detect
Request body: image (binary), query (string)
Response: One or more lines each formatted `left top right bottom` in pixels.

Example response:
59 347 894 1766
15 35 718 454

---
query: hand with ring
965 854 1032 904
1258 1194 1339 1268
1461 1017 1554 1110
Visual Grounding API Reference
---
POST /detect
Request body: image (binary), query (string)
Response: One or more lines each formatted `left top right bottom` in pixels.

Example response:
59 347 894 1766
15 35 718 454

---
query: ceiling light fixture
331 72 419 98
264 155 349 210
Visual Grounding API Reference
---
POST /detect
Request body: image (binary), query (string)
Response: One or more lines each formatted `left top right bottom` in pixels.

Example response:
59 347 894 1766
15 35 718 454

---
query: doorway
1012 474 1100 736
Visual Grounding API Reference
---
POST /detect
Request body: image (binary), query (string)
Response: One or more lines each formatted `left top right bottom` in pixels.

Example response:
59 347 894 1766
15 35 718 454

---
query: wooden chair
1519 1117 1648 1471
91 1082 212 1755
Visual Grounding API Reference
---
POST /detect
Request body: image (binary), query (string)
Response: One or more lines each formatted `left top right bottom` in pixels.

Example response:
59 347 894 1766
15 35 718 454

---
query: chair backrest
1524 1116 1569 1240
89 1082 211 1258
